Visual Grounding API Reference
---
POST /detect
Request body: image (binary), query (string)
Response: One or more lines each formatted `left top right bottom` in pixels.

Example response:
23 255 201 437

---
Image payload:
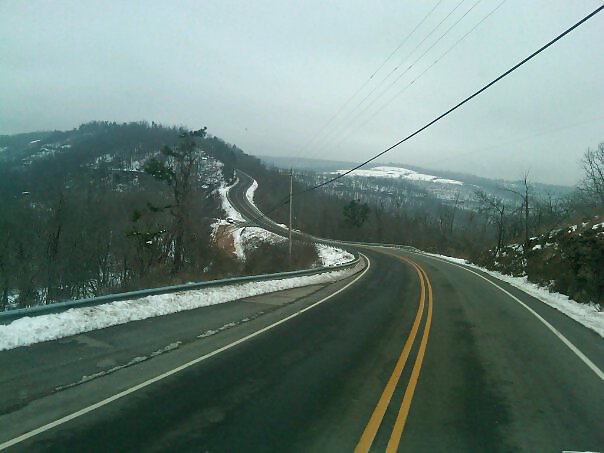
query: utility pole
289 168 293 265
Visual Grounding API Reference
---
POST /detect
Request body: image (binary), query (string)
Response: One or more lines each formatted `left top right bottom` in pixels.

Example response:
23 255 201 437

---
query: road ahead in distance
1 174 602 452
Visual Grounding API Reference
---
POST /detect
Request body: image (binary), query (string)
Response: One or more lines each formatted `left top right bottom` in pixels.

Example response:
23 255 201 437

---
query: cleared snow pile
217 178 245 223
427 253 604 338
245 179 259 208
232 226 288 261
211 177 246 244
0 263 362 351
316 244 355 267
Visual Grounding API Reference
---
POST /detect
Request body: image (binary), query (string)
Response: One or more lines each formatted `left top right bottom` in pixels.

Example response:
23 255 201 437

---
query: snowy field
0 264 362 351
426 252 604 338
334 166 463 185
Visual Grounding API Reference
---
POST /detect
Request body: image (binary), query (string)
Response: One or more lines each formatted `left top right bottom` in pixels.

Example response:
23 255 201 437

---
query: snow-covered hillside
333 166 463 185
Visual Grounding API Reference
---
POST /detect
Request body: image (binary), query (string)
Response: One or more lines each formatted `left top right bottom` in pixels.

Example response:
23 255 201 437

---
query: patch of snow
334 166 463 186
232 226 288 261
426 253 603 338
231 228 245 260
0 263 361 351
94 153 113 164
242 226 287 248
568 224 578 232
316 244 354 267
217 178 245 222
197 313 261 339
591 222 604 230
245 180 258 208
29 139 41 144
56 341 182 390
532 244 542 251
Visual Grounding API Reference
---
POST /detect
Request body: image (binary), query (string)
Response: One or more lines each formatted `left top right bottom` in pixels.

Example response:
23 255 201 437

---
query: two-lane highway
2 249 429 451
1 173 602 452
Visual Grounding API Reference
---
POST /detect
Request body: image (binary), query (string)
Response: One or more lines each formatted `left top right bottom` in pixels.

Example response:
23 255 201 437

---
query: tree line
0 122 240 309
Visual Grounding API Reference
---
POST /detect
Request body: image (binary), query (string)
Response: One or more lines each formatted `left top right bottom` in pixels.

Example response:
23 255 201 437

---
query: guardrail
0 254 362 325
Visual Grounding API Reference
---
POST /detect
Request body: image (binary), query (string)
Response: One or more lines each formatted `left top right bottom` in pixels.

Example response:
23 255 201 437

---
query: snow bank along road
1 174 602 451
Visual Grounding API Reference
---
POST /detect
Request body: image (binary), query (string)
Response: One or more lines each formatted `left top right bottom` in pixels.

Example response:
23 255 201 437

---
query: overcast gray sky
1 0 602 185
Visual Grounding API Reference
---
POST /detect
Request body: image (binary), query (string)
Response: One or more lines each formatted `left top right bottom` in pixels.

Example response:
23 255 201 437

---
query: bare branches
474 189 507 254
580 142 604 206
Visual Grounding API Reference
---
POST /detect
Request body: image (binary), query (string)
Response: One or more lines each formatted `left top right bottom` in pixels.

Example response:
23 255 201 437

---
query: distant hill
258 155 574 204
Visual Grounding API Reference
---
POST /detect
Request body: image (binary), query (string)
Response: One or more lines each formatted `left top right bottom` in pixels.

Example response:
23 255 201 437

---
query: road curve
233 171 604 451
0 173 601 452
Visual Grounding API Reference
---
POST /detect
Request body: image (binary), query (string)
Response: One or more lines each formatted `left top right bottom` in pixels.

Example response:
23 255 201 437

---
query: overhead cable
295 0 445 157
327 0 487 154
299 4 604 194
310 0 468 157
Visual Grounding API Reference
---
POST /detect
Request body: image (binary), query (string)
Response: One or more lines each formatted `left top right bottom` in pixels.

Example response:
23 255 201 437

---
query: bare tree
474 189 507 255
144 128 207 274
579 142 604 206
506 171 532 251
45 192 65 304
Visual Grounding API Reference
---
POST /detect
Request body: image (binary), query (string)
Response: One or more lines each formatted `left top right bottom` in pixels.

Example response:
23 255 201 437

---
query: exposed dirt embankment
213 224 236 256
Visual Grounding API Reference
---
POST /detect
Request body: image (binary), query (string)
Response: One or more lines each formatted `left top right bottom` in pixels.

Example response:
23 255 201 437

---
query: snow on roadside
232 226 288 261
217 178 245 222
245 179 258 208
426 252 604 338
240 227 287 249
316 244 355 267
0 264 362 351
211 177 245 243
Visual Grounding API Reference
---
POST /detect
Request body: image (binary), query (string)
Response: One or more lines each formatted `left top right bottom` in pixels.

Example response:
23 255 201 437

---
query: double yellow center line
355 253 433 452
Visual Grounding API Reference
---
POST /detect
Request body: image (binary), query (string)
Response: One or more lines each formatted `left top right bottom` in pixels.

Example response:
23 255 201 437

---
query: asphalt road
0 173 602 452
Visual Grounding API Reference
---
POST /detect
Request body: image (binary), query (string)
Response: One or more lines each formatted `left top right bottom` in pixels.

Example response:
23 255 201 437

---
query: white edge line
0 254 372 451
408 251 604 381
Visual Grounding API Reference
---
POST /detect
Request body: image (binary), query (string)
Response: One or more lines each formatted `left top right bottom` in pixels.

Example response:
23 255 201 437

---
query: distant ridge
257 155 573 196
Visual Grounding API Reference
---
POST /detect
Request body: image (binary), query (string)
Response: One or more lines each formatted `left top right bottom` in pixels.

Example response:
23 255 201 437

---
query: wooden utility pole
289 169 293 264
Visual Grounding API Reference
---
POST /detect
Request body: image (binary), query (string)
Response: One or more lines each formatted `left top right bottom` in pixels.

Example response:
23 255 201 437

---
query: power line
294 0 445 157
248 4 603 223
326 0 488 154
298 4 604 195
334 0 507 153
309 0 468 157
422 115 604 166
374 0 507 119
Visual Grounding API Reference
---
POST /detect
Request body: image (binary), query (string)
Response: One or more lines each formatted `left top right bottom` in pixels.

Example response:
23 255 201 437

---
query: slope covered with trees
0 122 237 308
